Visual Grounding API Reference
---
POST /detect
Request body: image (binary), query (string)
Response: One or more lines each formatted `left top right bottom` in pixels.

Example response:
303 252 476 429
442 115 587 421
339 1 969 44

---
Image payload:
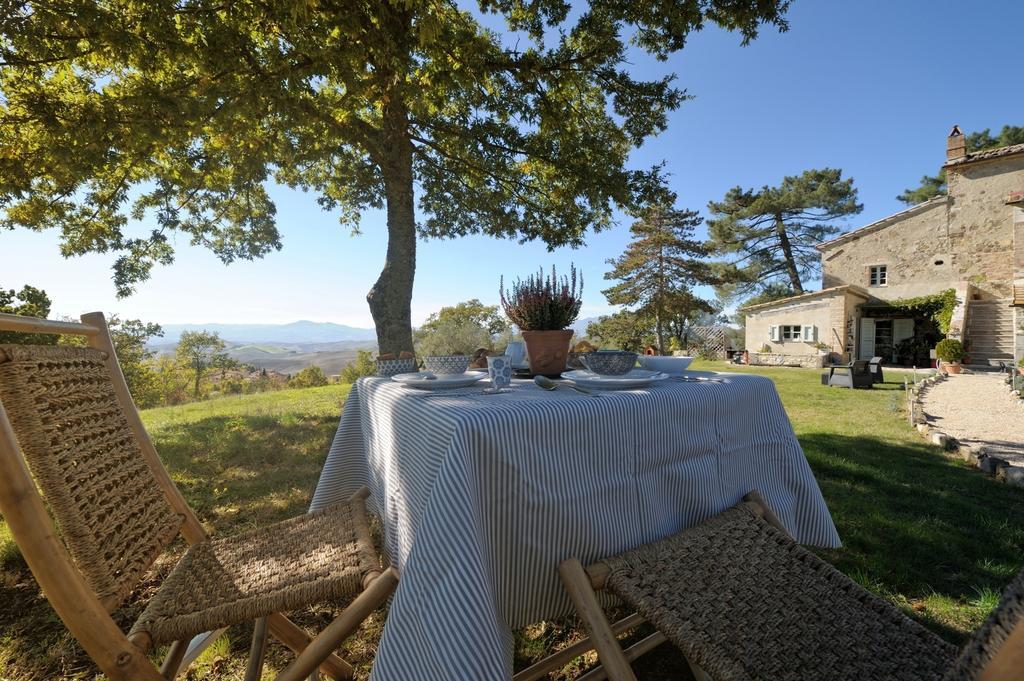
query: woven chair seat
602 504 958 681
129 499 380 646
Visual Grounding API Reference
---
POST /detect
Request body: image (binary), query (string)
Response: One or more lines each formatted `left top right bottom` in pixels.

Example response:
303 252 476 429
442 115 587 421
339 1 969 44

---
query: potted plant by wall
500 265 583 377
935 338 965 375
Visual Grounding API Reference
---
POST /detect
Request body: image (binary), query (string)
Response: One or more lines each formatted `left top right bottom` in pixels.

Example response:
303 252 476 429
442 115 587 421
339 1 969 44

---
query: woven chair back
0 344 183 611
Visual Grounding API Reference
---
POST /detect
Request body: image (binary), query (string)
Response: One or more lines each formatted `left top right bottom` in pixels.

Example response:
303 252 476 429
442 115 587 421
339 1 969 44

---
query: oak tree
0 0 790 354
584 309 656 353
175 330 227 398
706 168 861 299
0 284 56 345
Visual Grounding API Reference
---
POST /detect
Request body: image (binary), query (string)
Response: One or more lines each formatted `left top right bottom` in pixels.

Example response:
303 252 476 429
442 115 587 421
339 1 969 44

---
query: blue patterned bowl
581 351 638 376
376 357 418 377
423 355 470 375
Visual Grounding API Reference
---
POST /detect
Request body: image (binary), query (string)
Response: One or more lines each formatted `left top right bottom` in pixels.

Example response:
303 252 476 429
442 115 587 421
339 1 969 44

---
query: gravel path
921 372 1024 466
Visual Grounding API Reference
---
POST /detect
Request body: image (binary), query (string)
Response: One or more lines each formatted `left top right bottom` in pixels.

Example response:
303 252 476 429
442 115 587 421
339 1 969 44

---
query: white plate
637 355 693 375
561 369 669 390
391 372 487 390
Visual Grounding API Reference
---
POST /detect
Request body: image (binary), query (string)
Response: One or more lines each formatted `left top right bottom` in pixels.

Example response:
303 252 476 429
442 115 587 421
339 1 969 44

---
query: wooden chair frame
0 311 397 681
530 490 1023 681
513 493 781 681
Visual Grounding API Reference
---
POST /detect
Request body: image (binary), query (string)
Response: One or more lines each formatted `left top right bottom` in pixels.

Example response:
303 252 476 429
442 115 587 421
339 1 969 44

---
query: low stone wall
909 372 1024 489
747 352 825 369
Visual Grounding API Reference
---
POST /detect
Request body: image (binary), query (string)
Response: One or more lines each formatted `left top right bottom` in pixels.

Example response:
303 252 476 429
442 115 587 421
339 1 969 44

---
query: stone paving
921 372 1024 467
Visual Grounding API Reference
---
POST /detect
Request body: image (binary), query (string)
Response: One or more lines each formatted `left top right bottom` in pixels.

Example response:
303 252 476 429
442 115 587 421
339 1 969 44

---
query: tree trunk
774 213 804 293
367 97 417 356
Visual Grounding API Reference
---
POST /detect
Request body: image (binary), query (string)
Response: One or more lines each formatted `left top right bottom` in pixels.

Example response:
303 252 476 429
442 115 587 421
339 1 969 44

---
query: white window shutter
802 325 817 342
769 325 779 342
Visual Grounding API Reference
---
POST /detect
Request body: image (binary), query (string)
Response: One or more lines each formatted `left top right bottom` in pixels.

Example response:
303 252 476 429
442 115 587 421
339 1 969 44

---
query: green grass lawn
1 366 1022 679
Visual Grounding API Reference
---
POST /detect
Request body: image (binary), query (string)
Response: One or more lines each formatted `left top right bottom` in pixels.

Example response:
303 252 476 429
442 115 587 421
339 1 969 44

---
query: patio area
2 359 1021 680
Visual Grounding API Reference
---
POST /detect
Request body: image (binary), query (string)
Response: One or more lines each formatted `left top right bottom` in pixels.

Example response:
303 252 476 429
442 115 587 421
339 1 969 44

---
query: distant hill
157 320 377 345
572 316 602 336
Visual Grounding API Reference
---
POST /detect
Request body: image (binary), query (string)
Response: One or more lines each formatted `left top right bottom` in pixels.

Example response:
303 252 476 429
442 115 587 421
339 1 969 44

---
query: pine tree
706 168 862 299
602 202 718 354
897 125 1024 205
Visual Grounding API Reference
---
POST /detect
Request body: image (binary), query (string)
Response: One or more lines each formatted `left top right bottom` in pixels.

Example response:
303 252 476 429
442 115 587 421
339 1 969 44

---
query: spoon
534 375 598 396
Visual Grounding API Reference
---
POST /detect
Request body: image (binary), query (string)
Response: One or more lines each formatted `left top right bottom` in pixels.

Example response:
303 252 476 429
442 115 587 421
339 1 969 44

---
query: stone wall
821 201 954 300
820 154 1024 303
747 352 825 368
946 155 1024 300
744 290 863 360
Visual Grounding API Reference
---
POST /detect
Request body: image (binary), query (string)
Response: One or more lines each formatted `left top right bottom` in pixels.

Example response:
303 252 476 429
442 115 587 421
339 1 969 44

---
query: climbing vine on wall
884 289 957 334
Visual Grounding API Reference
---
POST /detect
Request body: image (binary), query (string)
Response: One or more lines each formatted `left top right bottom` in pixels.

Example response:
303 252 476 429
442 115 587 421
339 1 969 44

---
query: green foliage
585 310 656 352
707 168 862 299
289 365 328 389
897 125 1024 205
0 285 56 345
414 299 510 356
176 330 228 399
885 289 957 335
500 265 583 331
895 174 948 206
415 320 493 357
152 355 192 406
418 299 509 337
0 0 791 354
602 200 718 353
108 316 163 408
935 338 965 362
339 350 377 384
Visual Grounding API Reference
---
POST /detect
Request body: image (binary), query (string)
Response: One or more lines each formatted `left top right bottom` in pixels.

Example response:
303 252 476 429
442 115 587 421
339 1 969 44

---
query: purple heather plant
500 264 583 331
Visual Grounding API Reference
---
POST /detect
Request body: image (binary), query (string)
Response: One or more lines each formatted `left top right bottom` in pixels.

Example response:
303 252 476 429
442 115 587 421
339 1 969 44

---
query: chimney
947 124 966 161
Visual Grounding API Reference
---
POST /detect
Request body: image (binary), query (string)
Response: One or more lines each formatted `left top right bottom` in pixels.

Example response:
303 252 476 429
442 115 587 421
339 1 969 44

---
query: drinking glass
487 355 512 391
504 341 526 367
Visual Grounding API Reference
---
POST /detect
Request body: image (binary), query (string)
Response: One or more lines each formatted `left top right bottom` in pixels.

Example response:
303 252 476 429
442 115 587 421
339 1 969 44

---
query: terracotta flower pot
522 329 574 377
944 361 962 375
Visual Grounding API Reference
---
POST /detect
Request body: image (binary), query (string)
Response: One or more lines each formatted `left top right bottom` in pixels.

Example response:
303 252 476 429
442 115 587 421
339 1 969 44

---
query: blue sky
5 0 1024 327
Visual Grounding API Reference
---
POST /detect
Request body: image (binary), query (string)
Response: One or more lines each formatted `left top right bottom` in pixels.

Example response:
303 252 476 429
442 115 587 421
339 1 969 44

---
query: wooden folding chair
0 311 398 680
536 491 1023 681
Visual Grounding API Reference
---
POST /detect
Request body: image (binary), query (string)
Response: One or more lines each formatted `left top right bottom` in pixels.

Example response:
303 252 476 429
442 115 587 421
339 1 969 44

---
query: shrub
935 338 965 362
415 319 491 357
339 350 377 384
500 264 583 331
289 365 328 388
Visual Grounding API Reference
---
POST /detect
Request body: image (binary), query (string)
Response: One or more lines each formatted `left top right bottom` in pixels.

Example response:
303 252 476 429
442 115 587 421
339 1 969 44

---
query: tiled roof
945 142 1024 168
740 285 870 312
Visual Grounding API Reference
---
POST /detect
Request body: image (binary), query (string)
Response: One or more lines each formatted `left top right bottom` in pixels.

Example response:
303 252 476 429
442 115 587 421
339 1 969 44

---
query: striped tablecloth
310 371 840 680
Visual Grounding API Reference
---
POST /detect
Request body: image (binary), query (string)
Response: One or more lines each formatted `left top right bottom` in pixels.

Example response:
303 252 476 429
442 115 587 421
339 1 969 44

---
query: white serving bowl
637 355 693 374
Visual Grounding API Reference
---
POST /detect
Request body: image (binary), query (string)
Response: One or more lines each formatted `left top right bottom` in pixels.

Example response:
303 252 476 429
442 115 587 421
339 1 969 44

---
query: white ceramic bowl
637 355 693 374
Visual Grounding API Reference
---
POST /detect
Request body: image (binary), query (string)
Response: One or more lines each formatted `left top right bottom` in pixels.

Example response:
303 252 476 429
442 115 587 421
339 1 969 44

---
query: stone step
971 338 1015 346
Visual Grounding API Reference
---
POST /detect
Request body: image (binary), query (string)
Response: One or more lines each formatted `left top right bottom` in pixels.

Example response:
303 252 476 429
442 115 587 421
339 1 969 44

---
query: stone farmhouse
743 126 1024 368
